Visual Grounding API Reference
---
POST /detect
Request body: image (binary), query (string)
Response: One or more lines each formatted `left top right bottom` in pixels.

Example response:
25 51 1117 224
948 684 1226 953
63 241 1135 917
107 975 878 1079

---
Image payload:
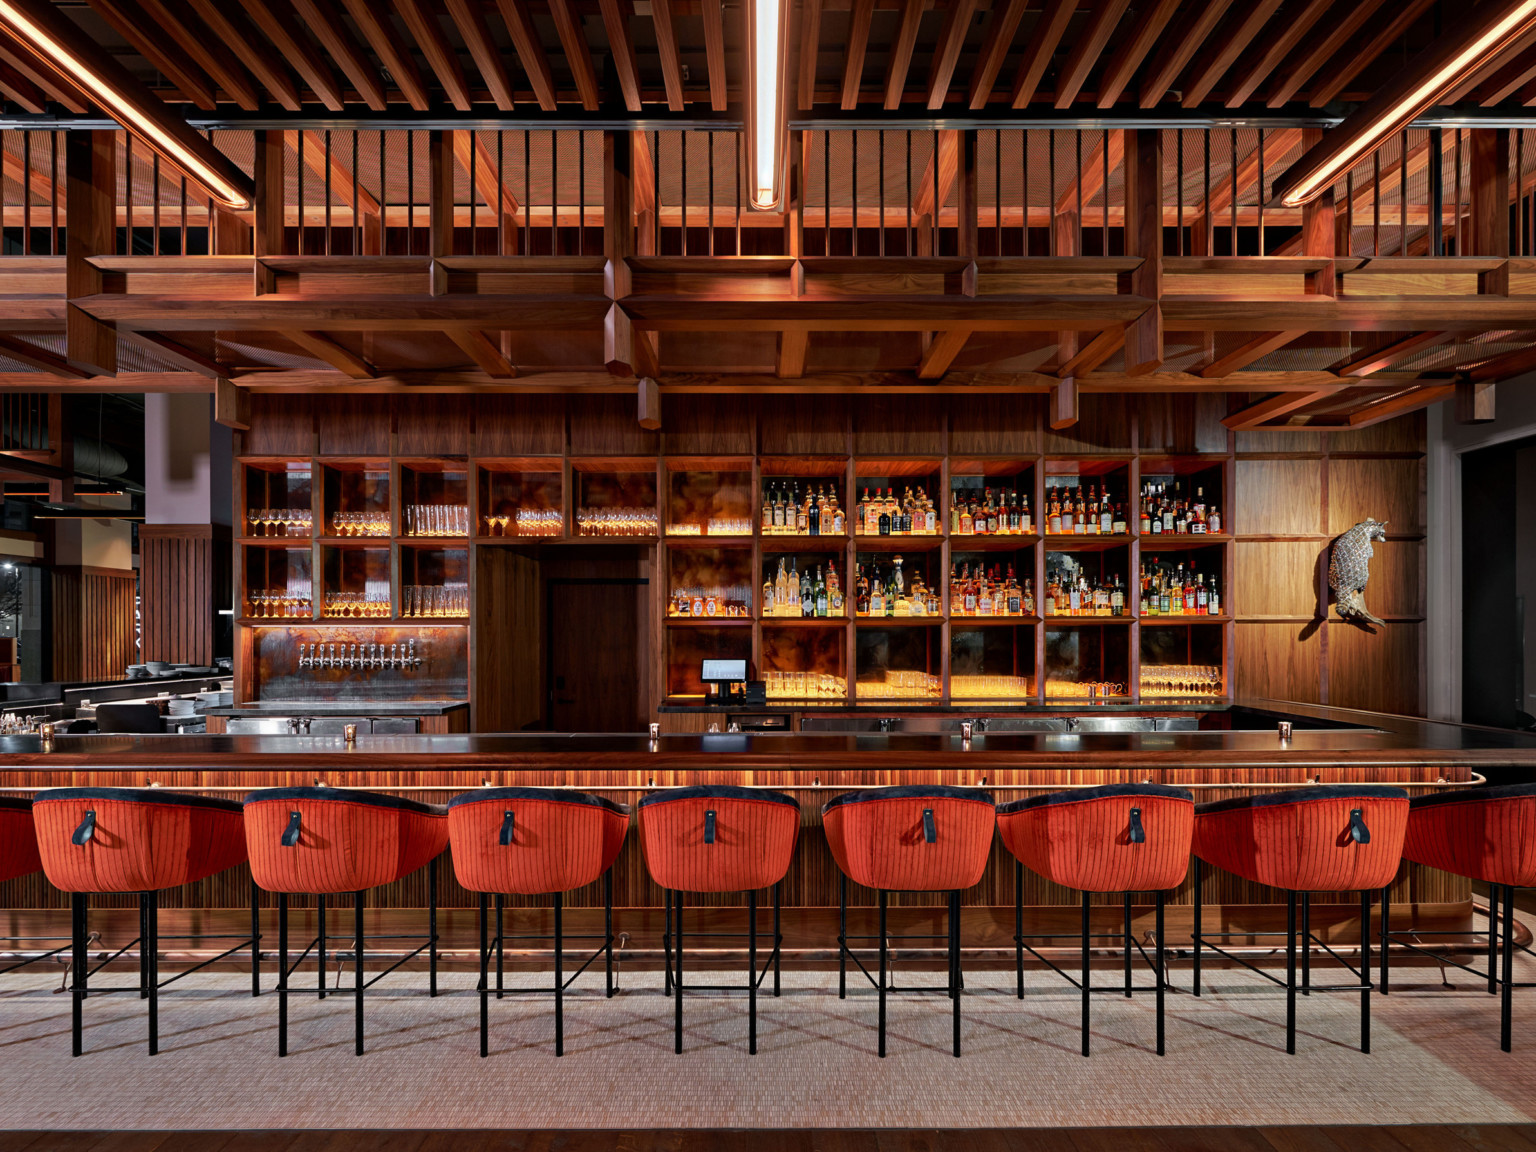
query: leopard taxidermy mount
1329 518 1388 627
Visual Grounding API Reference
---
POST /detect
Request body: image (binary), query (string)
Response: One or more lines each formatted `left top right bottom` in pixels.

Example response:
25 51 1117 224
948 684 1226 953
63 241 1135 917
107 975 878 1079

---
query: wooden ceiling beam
966 0 1026 109
1470 34 1536 104
285 330 375 378
1265 0 1386 108
120 331 224 378
447 329 516 377
1053 0 1131 108
137 0 262 111
238 0 346 111
394 0 472 112
1053 130 1123 215
1196 330 1306 377
1336 331 1452 377
84 0 217 110
0 40 88 112
885 0 924 110
599 0 644 112
448 0 517 111
0 336 88 379
1457 378 1497 422
1096 0 1179 109
186 0 299 109
1222 0 1331 108
650 0 688 111
1010 0 1076 108
1138 0 1231 108
842 0 876 109
1057 326 1123 376
549 0 600 111
799 0 823 110
453 130 520 232
777 330 810 377
493 0 558 111
290 0 389 111
913 128 960 219
1347 383 1455 427
926 0 977 110
1179 0 1284 108
1306 0 1436 107
288 129 381 212
338 0 429 110
1222 387 1344 430
702 0 728 112
917 328 971 378
1466 340 1536 383
0 66 45 113
1050 375 1079 428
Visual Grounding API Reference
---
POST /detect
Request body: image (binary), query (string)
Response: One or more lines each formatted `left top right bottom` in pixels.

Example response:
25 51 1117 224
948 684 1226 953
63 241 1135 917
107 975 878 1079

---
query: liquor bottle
762 573 775 617
795 486 809 534
963 565 978 615
856 565 870 616
1006 565 1023 615
1085 486 1100 536
1191 488 1207 535
773 486 787 533
1162 495 1175 534
1110 574 1125 616
808 488 820 536
1184 567 1198 614
1059 492 1073 534
1023 577 1036 616
950 564 964 615
1139 495 1151 535
983 490 997 534
877 491 891 536
855 489 867 535
1100 493 1114 535
869 575 884 617
977 571 993 616
960 499 974 535
1209 502 1222 534
1207 575 1221 616
1094 577 1110 616
1111 502 1127 535
950 494 962 535
815 566 828 617
775 558 790 615
1196 572 1209 616
829 566 844 615
1158 568 1172 616
831 493 845 535
761 486 773 534
1021 493 1033 534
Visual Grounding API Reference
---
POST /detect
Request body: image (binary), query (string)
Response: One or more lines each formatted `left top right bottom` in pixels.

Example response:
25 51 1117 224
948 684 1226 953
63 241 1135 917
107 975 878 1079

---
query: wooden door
547 578 647 732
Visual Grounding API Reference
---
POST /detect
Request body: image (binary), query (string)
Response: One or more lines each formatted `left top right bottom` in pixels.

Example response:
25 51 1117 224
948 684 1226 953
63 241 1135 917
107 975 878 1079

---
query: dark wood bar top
1 701 1532 773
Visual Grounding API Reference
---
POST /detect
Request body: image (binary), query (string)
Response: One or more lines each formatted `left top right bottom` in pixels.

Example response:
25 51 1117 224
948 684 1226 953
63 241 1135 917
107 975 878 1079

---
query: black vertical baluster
651 130 660 254
22 131 31 255
933 129 940 254
352 131 360 253
996 128 1002 255
180 175 187 255
153 153 161 255
551 130 559 255
1048 129 1056 256
1346 171 1355 256
735 131 742 255
879 129 886 257
1257 131 1265 256
1074 130 1083 255
525 131 532 255
1177 129 1184 255
1400 129 1408 256
325 130 333 256
1202 130 1211 256
297 131 305 255
1455 128 1464 256
125 134 133 255
825 129 831 256
906 130 913 253
497 131 506 255
707 129 715 257
1101 129 1108 254
407 129 415 256
1229 129 1237 255
471 130 478 253
851 131 858 255
580 130 587 256
1373 151 1381 256
379 131 386 254
1021 128 1028 255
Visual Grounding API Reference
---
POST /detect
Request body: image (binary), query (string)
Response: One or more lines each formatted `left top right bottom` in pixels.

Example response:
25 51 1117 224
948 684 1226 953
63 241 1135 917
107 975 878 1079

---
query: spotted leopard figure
1329 518 1388 627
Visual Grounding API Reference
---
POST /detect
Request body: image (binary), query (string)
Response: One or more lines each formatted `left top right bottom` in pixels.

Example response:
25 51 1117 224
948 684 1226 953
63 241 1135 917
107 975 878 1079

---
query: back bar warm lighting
1274 0 1536 207
0 0 254 209
745 0 791 211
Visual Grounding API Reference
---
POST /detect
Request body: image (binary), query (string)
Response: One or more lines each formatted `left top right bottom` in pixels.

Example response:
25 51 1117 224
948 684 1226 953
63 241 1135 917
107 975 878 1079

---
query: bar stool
0 797 67 978
447 786 629 1056
823 784 995 1058
31 787 256 1056
638 784 799 1054
1192 785 1408 1054
243 787 448 1056
997 783 1194 1056
1383 782 1536 1051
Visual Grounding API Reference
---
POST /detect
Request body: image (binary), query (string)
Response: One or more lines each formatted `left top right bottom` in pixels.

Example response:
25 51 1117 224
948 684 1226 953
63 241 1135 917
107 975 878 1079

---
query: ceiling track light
744 0 792 211
1273 0 1536 208
0 0 254 209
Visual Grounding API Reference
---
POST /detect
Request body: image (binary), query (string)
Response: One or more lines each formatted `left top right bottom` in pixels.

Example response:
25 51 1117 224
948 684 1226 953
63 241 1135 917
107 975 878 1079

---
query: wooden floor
2 1129 1535 1151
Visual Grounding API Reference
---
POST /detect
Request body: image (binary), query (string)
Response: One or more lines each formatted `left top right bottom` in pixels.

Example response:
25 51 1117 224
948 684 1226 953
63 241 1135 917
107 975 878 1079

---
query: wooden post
1054 208 1078 369
1456 379 1496 423
637 375 662 429
64 130 115 376
956 129 978 286
604 130 657 378
46 393 72 503
1470 128 1511 259
252 128 284 293
1122 127 1162 375
428 130 454 293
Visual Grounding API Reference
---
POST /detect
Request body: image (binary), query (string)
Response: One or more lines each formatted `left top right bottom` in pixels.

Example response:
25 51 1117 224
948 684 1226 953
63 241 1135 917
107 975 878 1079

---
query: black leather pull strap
1349 808 1371 844
704 810 716 844
499 809 516 845
922 808 937 843
1128 807 1146 844
281 810 302 847
71 810 95 846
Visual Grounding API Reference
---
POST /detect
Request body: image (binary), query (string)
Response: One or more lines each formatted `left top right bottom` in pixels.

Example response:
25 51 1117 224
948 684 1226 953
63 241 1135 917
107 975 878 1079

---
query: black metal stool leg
1123 892 1133 999
1080 891 1090 1058
554 891 564 1057
1015 859 1024 1000
1490 884 1501 995
1301 892 1311 995
1286 890 1297 1055
250 878 262 998
429 854 439 998
1380 884 1391 995
277 893 289 1057
354 889 364 1056
478 892 488 1058
1192 857 1202 997
495 894 505 1000
663 885 673 996
773 881 782 997
1360 888 1371 1054
1156 889 1166 1056
70 893 85 1058
138 892 149 1000
317 894 326 1000
748 889 758 1055
951 891 962 1058
838 873 848 999
604 869 615 998
1502 883 1515 1053
147 889 159 1055
877 889 887 1059
674 889 684 1055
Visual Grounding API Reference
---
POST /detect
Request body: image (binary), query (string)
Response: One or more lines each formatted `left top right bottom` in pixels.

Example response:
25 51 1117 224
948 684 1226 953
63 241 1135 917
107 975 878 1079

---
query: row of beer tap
298 639 421 671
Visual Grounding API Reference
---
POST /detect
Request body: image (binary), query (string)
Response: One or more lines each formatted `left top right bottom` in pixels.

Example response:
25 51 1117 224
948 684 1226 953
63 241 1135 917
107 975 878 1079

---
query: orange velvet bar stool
823 784 996 1058
997 783 1194 1056
1383 782 1536 1051
0 797 66 978
243 787 448 1056
31 787 254 1057
447 786 630 1057
1192 785 1409 1055
638 784 800 1055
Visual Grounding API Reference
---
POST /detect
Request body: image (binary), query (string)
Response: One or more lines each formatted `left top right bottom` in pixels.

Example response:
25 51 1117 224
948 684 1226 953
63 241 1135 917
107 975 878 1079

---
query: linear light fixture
1273 0 1536 208
0 0 254 209
745 0 792 211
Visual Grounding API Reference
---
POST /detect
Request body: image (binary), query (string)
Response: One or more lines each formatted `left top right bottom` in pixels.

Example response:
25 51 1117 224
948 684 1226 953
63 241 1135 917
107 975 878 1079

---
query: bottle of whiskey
1207 574 1221 616
1110 574 1125 616
815 566 828 617
761 486 773 534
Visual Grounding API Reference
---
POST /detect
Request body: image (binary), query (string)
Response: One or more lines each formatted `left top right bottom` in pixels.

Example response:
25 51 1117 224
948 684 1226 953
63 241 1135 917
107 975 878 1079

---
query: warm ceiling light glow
1276 0 1536 207
0 0 252 209
745 0 790 211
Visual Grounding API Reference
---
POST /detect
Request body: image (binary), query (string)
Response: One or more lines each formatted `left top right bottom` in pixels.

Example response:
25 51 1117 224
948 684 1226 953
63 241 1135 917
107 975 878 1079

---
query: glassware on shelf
951 675 1032 699
856 671 941 699
246 588 313 619
764 669 847 700
1045 679 1129 699
404 504 470 537
330 510 390 537
1138 664 1223 698
575 507 658 536
506 508 561 537
247 508 312 537
322 590 391 618
400 582 470 618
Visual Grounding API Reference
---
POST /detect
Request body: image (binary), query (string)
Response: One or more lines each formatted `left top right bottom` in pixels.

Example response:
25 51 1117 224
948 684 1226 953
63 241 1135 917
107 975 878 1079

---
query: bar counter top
202 700 469 717
2 701 1533 772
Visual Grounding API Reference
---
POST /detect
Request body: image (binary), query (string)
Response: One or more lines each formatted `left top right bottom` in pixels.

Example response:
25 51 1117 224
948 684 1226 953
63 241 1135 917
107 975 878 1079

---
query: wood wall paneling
1233 540 1325 619
1235 459 1325 535
395 394 473 456
1235 428 1325 454
568 393 660 456
241 394 314 456
1353 539 1425 620
1328 622 1425 715
472 394 567 456
139 524 229 665
947 394 1043 456
1234 621 1323 704
758 394 852 456
852 394 946 455
316 394 392 455
1134 393 1229 455
1041 394 1134 454
659 393 755 455
50 567 137 681
1327 457 1426 536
